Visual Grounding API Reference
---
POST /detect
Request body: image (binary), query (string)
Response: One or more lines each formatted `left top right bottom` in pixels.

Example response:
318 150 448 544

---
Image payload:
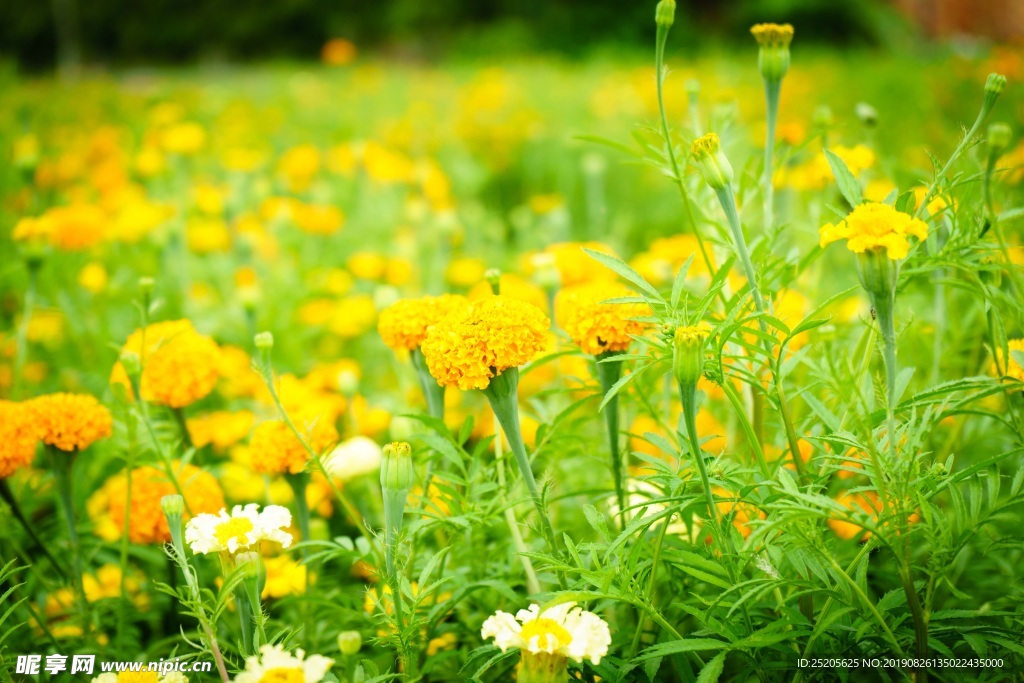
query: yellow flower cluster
378 294 470 351
776 145 876 192
89 463 225 544
250 419 339 475
421 296 550 390
819 202 928 260
555 282 648 355
187 410 255 452
111 319 222 407
0 401 38 477
629 235 714 287
674 320 713 344
28 393 112 452
13 205 107 251
526 241 618 287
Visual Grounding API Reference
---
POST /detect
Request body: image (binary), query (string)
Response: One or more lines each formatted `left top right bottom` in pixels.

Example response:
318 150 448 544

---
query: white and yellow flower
481 602 611 668
234 644 334 683
185 503 293 555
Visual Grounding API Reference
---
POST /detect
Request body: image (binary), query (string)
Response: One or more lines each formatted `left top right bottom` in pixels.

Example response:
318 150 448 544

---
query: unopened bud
855 102 877 128
119 350 142 380
655 0 676 28
750 23 793 82
161 494 185 518
337 630 362 656
690 133 734 190
673 322 712 387
856 249 898 299
484 269 502 295
254 331 274 351
987 122 1012 158
983 73 1007 114
380 442 414 493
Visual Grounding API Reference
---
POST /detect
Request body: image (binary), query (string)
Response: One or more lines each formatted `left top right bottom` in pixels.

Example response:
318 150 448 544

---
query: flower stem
494 413 542 596
762 79 781 231
49 447 91 636
595 352 626 530
11 264 38 400
483 368 566 589
411 347 445 421
0 479 68 580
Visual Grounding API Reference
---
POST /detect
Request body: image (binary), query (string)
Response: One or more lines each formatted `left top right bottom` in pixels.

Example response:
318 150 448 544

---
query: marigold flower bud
856 102 877 128
254 331 274 350
380 441 414 493
750 23 793 82
690 133 734 190
987 122 1012 157
119 350 142 380
139 277 155 295
161 494 185 517
856 249 898 300
485 268 502 295
655 0 676 27
983 73 1007 113
337 630 362 656
673 322 712 388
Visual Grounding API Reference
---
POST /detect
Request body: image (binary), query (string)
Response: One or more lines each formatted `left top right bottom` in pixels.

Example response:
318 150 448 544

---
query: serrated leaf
583 248 665 303
824 149 863 207
696 652 727 683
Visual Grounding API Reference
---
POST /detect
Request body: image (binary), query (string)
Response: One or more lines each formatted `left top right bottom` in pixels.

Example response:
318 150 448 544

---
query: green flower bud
750 23 793 82
254 331 274 350
983 73 1007 114
673 322 712 388
161 494 185 518
380 442 414 493
119 350 142 380
337 630 362 656
485 268 502 295
655 0 676 28
139 277 155 295
855 102 878 128
987 122 1012 158
690 133 734 190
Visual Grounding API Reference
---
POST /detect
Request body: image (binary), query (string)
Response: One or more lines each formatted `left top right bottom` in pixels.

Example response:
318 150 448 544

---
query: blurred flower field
1 10 1024 683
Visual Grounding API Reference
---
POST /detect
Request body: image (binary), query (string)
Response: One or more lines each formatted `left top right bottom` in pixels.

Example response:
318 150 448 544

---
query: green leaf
574 134 641 158
671 255 695 311
696 652 727 683
636 638 730 661
895 190 916 215
824 149 863 207
583 248 665 303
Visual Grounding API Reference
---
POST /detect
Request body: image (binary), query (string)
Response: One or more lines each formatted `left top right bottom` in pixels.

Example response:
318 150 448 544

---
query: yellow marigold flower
468 273 549 314
187 410 255 452
421 296 549 390
347 251 387 280
378 294 470 351
250 419 339 475
828 491 881 541
445 257 488 288
292 202 345 235
629 234 715 286
385 257 414 286
26 309 64 344
776 145 876 191
193 183 226 216
43 204 107 251
78 262 109 293
111 319 222 408
328 294 378 339
28 393 112 452
160 122 207 155
0 401 38 477
111 198 172 243
555 282 648 355
277 144 321 192
186 217 232 253
261 555 308 599
88 462 225 545
819 202 928 260
535 241 618 287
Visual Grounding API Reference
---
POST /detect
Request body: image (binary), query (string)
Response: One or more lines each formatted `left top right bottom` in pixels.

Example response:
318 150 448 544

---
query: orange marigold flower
819 202 928 260
111 319 221 408
28 393 112 452
250 419 339 475
378 294 470 352
187 410 255 452
555 282 648 355
0 401 38 477
420 296 549 390
828 491 881 541
88 462 225 544
528 241 618 287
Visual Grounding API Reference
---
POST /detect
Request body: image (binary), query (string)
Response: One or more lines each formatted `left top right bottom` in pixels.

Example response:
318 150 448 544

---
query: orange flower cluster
250 419 339 475
378 294 469 352
555 282 648 355
0 401 38 477
28 393 112 452
421 296 549 390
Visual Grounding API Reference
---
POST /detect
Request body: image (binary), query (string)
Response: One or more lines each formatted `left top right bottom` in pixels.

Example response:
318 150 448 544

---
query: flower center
520 617 573 651
258 668 306 683
214 516 254 548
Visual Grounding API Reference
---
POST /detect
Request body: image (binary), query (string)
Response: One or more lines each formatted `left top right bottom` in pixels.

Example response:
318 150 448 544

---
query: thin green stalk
411 348 445 421
49 447 90 635
720 380 769 478
483 368 566 589
0 479 67 580
171 407 193 448
494 414 542 596
762 79 781 231
595 352 626 530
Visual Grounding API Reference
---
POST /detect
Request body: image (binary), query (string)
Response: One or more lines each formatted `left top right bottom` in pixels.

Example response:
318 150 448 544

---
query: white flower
322 436 382 481
481 602 611 665
185 503 293 555
234 643 334 683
